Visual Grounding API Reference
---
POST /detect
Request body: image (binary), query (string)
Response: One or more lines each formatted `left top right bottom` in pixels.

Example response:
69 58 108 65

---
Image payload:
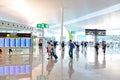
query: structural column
60 8 64 44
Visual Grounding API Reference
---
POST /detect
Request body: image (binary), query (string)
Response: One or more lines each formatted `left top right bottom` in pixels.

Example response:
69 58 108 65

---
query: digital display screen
17 33 31 37
97 31 106 36
85 29 106 36
85 29 95 35
26 65 30 73
10 66 15 74
0 65 31 75
0 38 5 47
16 38 21 47
10 38 16 47
0 67 4 75
20 66 26 73
86 31 95 35
0 33 7 37
26 38 31 47
21 38 26 47
4 66 10 75
15 66 21 74
5 38 10 47
0 33 31 37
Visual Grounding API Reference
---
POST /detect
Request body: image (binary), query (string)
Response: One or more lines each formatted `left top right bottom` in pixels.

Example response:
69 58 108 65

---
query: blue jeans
69 49 73 58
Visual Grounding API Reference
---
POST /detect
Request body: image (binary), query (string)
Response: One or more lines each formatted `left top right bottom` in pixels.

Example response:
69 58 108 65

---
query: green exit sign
71 31 76 34
37 23 49 28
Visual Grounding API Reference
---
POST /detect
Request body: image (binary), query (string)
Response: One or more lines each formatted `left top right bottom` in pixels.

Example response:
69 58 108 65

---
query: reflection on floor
0 47 120 80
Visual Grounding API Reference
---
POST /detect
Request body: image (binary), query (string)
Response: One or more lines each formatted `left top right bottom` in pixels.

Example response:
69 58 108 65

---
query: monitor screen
4 66 10 75
5 38 10 47
0 38 5 47
26 65 30 73
0 67 4 75
10 38 16 47
16 38 21 47
10 66 15 74
20 65 26 73
15 66 21 74
21 38 26 47
26 38 31 47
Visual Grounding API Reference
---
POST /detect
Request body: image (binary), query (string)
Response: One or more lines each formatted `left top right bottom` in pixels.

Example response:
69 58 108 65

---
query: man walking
68 40 75 59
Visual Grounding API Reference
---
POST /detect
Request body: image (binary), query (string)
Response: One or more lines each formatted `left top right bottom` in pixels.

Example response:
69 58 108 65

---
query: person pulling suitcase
51 44 58 60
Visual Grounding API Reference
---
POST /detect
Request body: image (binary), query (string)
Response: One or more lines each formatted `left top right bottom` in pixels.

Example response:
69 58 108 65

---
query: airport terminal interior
0 0 120 80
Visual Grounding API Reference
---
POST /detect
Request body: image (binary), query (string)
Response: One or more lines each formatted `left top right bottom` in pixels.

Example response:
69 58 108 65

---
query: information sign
37 23 49 28
85 29 106 36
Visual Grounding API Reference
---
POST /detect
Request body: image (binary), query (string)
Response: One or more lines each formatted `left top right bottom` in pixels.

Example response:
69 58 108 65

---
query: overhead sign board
0 33 31 38
85 29 106 36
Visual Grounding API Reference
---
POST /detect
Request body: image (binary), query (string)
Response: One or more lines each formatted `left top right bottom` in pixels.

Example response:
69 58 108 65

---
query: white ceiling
0 0 120 32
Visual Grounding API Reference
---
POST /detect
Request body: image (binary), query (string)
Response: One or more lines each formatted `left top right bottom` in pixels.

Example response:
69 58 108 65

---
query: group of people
46 41 58 60
44 39 106 60
61 40 88 58
95 41 106 56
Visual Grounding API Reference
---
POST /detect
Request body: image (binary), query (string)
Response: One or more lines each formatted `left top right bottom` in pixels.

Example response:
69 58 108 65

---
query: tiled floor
0 46 120 80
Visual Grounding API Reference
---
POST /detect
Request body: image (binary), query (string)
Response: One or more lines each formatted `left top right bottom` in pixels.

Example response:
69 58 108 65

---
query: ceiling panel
0 0 120 32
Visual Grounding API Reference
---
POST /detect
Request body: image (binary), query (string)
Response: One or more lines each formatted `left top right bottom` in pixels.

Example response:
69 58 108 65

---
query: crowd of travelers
38 39 107 61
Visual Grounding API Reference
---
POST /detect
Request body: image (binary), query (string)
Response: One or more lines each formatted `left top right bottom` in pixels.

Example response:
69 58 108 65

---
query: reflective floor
0 46 120 80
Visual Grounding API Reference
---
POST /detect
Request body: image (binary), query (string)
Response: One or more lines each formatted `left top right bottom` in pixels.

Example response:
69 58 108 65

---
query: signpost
37 23 49 73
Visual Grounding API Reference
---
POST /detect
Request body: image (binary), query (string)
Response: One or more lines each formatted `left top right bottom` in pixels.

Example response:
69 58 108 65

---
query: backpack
72 43 75 48
39 43 42 46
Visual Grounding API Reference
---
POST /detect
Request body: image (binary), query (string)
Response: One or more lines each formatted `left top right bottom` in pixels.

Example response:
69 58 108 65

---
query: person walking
47 42 52 60
75 41 80 52
61 41 65 51
95 41 100 55
84 41 88 51
68 40 75 59
102 41 106 56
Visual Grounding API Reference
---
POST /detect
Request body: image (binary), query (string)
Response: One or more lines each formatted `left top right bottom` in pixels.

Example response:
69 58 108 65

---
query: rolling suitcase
53 53 58 59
